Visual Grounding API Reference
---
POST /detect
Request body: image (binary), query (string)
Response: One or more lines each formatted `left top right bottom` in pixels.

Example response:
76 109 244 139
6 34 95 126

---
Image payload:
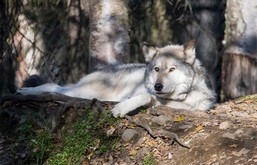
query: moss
46 109 120 164
238 94 257 103
141 153 157 165
9 116 55 165
3 107 120 164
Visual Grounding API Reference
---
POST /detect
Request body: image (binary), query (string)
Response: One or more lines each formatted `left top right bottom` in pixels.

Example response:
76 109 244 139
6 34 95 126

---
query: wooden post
222 0 257 99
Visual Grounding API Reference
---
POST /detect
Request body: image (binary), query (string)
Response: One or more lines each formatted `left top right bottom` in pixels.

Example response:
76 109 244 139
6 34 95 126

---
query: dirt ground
1 95 257 164
91 95 257 164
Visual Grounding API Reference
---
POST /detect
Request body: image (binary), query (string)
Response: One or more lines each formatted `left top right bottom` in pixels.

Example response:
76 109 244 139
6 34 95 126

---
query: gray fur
17 41 216 117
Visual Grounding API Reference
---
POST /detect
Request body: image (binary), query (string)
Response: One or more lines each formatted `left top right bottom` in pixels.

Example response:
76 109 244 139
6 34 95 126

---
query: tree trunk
0 1 18 96
171 0 226 102
61 0 90 83
128 1 173 62
222 0 257 99
89 0 130 72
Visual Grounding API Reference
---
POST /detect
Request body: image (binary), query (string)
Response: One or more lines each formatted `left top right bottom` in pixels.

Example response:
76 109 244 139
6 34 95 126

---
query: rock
232 148 249 157
231 111 248 117
222 132 235 139
168 152 173 159
212 163 219 165
219 121 230 130
235 129 244 136
202 121 211 126
179 125 193 130
134 137 145 146
151 115 171 126
122 129 138 142
0 139 5 144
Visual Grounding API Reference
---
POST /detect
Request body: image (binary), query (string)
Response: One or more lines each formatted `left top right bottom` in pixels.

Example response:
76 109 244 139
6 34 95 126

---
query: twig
125 115 155 136
124 115 190 149
155 130 190 149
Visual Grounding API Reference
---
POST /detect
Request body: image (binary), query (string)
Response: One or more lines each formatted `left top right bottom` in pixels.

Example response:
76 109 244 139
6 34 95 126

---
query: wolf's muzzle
154 83 163 91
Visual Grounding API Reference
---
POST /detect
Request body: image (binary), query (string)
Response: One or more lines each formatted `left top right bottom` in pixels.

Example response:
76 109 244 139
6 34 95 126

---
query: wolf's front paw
112 104 125 117
172 93 187 101
111 103 130 118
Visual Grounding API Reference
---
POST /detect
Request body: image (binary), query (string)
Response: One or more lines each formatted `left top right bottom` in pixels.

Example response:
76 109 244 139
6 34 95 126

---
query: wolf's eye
169 67 176 72
154 67 159 72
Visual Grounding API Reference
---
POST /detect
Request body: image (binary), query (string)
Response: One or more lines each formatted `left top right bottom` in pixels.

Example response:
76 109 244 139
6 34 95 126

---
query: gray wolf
17 41 216 117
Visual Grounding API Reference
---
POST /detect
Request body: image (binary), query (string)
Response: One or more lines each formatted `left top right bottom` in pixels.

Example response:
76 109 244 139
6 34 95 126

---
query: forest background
2 0 257 164
1 0 256 101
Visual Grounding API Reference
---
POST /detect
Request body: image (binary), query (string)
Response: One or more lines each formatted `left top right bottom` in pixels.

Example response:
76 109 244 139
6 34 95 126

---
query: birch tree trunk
89 0 130 72
222 0 257 99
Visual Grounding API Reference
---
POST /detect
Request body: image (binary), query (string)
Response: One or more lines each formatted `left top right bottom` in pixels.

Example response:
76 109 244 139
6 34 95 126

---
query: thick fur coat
17 41 216 117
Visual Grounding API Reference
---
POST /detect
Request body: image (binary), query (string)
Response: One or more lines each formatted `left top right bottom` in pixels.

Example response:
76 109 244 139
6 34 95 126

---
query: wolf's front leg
111 94 152 117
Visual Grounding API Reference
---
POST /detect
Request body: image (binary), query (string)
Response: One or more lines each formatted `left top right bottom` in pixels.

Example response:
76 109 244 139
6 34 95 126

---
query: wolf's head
143 41 196 99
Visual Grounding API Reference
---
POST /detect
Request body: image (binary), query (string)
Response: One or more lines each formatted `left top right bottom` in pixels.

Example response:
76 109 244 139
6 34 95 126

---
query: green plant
12 116 55 165
238 95 257 102
47 109 120 164
141 153 157 165
31 129 54 164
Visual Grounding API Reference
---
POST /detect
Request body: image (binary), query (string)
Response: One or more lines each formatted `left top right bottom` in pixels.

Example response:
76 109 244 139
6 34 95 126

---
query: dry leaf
129 149 137 156
174 116 185 122
195 125 203 132
168 152 173 159
106 126 116 136
146 140 158 147
229 144 238 148
86 152 94 160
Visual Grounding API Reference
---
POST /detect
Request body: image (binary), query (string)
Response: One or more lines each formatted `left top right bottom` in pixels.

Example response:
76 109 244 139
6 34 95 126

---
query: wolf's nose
154 83 163 91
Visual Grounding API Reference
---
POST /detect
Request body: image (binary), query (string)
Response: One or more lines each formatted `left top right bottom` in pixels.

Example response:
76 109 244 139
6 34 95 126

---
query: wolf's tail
17 75 69 96
23 75 47 87
16 83 68 96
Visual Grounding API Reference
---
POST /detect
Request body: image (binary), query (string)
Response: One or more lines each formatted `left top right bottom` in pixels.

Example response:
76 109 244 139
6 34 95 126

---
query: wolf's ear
184 40 196 64
142 42 159 62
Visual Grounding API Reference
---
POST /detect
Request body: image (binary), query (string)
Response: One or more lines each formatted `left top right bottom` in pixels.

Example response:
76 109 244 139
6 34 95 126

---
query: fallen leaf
228 144 238 148
174 116 185 122
106 126 116 136
146 140 158 147
32 147 38 153
195 125 203 132
86 152 94 160
238 148 249 155
245 99 253 104
231 148 249 157
134 146 140 150
129 149 137 156
232 151 240 157
168 152 173 159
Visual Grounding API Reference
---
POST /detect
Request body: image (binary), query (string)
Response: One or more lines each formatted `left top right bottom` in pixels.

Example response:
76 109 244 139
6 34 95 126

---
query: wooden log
222 0 257 100
0 93 116 131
